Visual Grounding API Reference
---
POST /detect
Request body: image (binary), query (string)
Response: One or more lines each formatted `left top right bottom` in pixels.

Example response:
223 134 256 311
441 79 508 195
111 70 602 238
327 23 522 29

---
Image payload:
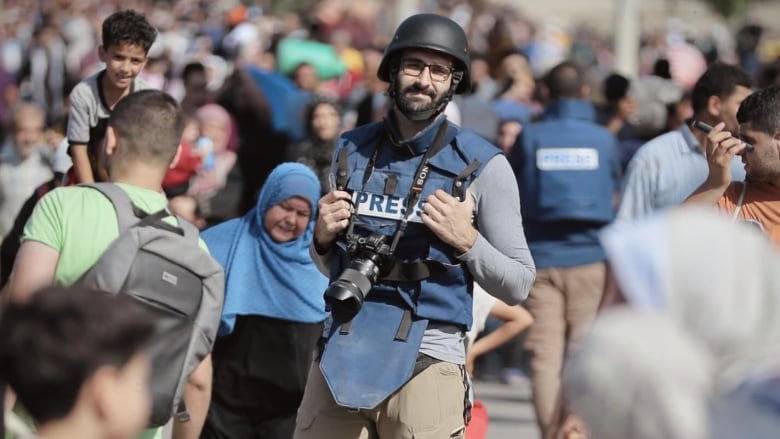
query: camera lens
324 253 382 321
323 279 363 322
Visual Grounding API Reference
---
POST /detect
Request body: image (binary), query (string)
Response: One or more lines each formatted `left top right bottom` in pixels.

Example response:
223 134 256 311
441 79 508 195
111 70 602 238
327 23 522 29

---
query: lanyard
351 122 450 252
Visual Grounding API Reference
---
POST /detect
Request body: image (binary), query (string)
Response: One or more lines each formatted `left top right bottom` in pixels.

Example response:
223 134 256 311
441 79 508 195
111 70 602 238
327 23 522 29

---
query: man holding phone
684 85 780 245
617 62 752 220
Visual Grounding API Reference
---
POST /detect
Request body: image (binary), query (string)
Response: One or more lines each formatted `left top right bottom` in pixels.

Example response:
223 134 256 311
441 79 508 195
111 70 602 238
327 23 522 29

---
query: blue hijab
202 163 329 336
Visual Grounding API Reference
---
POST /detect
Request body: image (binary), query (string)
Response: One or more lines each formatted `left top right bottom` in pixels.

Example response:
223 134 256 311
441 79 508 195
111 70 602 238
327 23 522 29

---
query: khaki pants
523 262 605 438
294 360 466 439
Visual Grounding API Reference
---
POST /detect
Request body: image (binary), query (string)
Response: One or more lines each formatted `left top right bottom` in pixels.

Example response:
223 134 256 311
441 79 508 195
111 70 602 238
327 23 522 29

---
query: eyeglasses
400 58 454 83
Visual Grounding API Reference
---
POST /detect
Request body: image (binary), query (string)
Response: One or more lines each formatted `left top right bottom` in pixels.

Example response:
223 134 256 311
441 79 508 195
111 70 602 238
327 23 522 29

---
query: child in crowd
465 283 534 439
67 9 157 183
0 286 156 439
187 103 236 215
162 115 202 198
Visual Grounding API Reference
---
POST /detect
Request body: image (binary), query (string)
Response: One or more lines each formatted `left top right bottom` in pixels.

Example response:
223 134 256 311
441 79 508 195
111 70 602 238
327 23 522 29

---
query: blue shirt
617 124 746 221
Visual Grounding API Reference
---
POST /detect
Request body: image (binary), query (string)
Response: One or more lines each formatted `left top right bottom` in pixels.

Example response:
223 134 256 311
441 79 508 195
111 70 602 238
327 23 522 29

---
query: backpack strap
175 400 190 423
176 215 200 244
82 183 198 240
81 183 141 232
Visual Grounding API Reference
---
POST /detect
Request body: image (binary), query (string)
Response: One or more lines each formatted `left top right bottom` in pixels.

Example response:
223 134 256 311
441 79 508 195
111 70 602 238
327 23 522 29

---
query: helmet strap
387 67 399 101
451 70 464 91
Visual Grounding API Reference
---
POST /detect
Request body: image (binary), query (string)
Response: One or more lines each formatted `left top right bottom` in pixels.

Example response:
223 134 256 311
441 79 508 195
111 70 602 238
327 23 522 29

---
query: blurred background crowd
2 0 780 230
1 0 780 386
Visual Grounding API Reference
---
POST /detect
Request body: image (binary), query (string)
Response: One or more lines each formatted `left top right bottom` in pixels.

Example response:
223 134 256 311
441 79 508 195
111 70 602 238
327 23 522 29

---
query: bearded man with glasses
293 13 536 439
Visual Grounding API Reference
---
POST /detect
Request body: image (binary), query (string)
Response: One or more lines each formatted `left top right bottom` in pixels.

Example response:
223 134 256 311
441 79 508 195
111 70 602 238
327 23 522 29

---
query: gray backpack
78 183 225 427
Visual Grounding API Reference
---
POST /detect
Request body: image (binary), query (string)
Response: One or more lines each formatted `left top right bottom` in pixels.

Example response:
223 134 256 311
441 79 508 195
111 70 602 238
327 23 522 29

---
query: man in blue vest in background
294 13 536 439
509 60 620 439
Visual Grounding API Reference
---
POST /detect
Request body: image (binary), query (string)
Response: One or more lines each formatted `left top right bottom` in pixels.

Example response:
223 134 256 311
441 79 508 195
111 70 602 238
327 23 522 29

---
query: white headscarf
564 308 714 439
564 207 780 439
600 207 780 389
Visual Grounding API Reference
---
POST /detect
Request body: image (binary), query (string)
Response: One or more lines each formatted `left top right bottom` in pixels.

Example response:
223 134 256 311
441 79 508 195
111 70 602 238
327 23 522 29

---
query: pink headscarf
196 104 233 153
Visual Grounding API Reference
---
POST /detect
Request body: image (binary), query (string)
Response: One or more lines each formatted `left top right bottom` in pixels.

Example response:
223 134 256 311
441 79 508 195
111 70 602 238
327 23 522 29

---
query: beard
743 148 780 183
393 81 447 117
745 166 775 183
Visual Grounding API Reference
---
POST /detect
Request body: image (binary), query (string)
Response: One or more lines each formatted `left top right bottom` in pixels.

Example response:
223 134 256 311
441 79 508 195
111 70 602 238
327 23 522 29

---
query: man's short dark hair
0 287 155 424
545 61 584 100
604 73 630 104
737 85 780 135
652 58 672 80
181 62 206 84
691 62 753 114
110 89 184 166
102 9 157 53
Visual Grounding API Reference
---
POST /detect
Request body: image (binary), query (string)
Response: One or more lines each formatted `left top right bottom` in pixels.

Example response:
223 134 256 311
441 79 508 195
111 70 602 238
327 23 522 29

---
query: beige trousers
523 262 606 438
294 360 466 439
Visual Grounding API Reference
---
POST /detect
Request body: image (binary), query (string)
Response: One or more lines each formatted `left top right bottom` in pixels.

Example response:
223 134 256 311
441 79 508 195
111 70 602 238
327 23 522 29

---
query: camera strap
354 121 450 252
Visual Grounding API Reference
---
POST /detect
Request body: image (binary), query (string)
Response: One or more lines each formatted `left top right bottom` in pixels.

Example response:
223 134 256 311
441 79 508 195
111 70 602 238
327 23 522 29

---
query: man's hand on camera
314 190 353 251
422 189 477 254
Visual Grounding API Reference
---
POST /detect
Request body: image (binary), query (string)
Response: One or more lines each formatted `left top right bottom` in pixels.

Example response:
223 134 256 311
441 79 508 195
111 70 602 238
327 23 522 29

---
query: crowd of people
1 1 780 439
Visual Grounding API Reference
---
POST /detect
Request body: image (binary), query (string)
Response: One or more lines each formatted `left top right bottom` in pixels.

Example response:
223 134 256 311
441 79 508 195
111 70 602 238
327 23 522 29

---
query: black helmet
378 14 470 94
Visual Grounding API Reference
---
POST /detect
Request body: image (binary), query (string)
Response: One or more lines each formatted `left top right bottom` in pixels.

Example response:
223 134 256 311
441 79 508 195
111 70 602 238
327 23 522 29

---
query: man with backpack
6 89 224 439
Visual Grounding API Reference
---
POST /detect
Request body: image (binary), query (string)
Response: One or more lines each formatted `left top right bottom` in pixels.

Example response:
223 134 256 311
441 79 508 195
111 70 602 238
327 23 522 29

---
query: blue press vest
516 99 618 224
330 116 499 328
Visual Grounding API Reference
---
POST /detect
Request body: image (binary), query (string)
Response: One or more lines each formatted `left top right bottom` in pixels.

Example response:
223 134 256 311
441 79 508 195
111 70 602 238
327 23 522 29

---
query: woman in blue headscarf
200 163 329 439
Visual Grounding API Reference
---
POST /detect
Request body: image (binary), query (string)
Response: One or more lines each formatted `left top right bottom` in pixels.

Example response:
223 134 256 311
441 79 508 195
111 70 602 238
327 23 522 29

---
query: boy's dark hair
102 9 157 53
691 62 753 114
737 85 780 135
0 287 155 424
110 89 183 166
545 61 584 100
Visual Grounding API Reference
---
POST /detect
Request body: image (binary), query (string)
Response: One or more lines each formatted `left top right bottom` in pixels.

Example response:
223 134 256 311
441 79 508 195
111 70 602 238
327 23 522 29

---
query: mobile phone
691 120 713 133
691 119 754 152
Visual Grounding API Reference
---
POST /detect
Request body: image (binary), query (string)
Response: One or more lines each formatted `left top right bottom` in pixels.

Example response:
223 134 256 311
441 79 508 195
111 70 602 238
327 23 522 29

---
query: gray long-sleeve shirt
458 154 535 303
312 153 536 363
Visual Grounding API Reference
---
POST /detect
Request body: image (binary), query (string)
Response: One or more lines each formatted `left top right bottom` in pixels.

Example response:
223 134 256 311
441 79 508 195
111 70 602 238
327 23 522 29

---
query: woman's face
263 196 312 242
311 103 341 141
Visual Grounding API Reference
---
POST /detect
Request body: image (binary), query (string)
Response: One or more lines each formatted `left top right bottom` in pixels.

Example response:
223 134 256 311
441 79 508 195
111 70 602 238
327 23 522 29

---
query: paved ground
472 379 541 439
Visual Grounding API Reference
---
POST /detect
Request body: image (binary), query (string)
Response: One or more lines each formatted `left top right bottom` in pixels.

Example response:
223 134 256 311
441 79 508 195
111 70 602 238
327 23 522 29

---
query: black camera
324 234 394 322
